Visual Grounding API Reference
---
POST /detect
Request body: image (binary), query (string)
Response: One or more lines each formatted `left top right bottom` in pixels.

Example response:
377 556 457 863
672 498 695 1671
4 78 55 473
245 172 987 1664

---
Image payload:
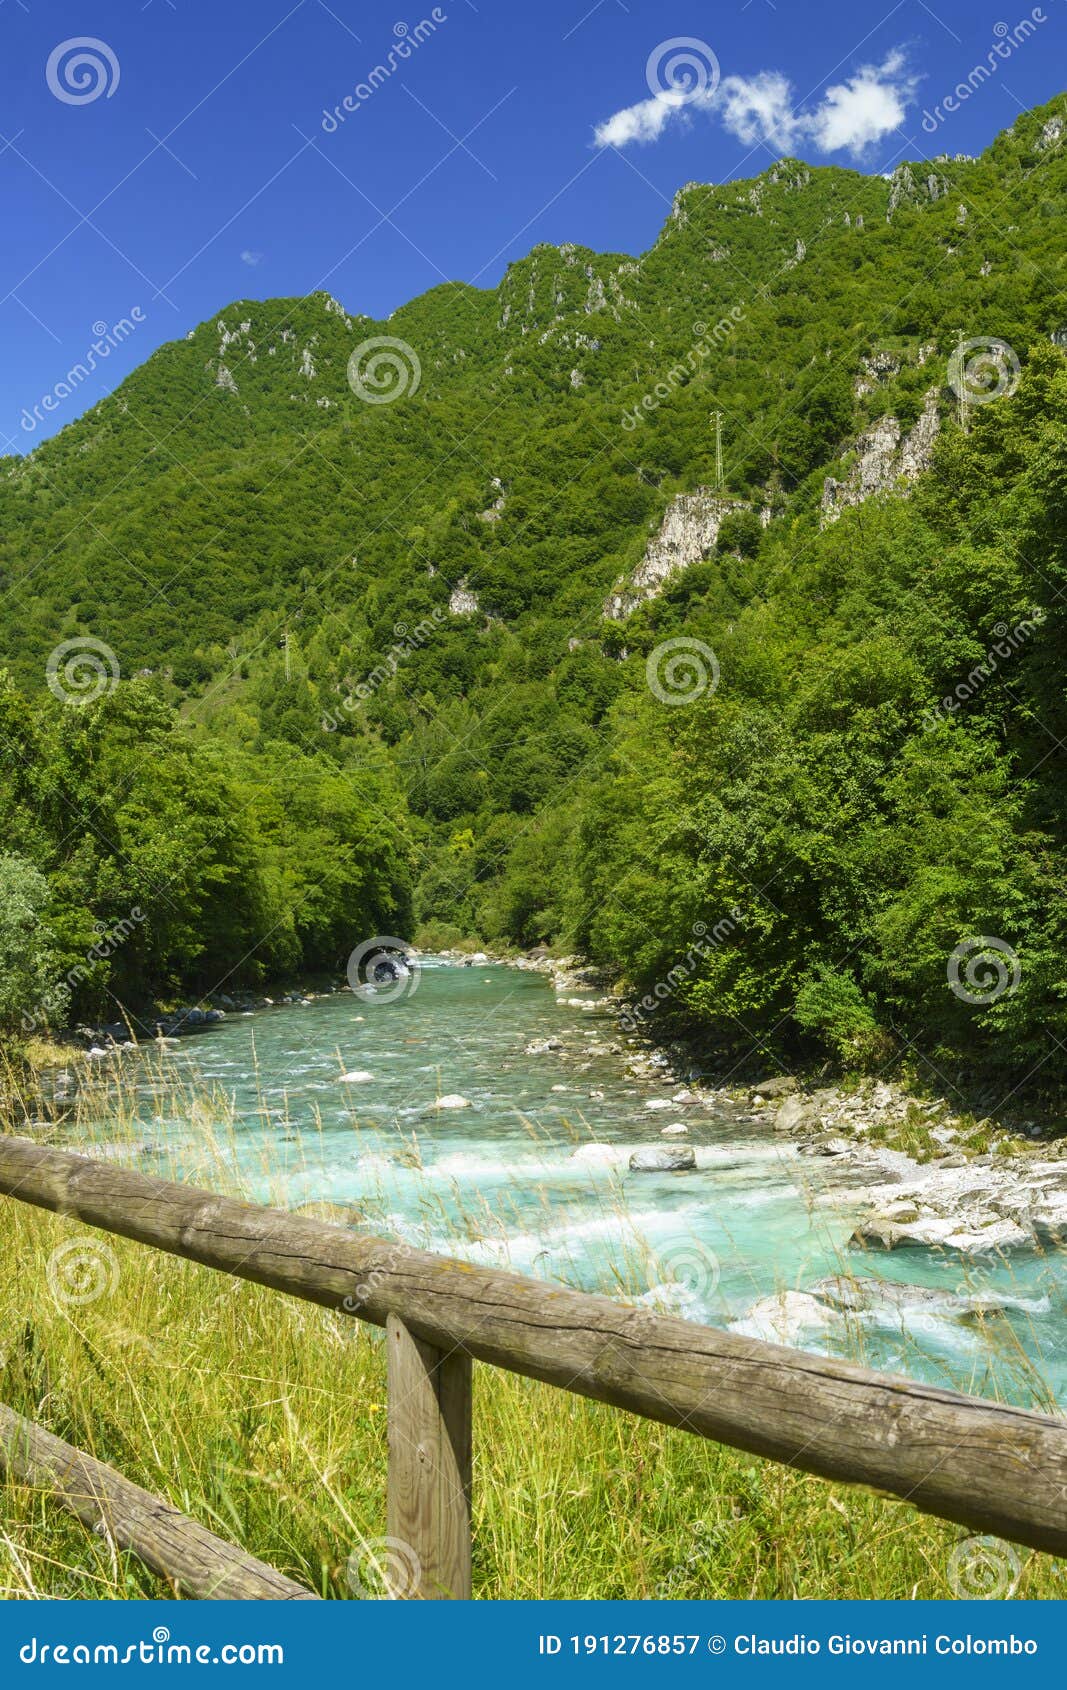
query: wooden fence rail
0 1404 318 1600
1 1133 1066 1598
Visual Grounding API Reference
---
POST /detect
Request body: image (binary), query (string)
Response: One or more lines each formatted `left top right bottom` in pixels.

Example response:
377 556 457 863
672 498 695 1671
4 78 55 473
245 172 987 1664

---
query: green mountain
2 96 1066 1080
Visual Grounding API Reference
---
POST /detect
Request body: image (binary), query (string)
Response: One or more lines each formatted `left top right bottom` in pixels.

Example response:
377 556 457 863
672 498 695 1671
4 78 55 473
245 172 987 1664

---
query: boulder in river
730 1290 830 1345
434 1094 472 1110
340 1070 374 1083
1030 1196 1067 1246
850 1213 1032 1255
660 1122 689 1137
525 1037 562 1055
629 1145 696 1173
751 1075 799 1101
571 1142 627 1167
809 1274 1050 1320
773 1094 816 1134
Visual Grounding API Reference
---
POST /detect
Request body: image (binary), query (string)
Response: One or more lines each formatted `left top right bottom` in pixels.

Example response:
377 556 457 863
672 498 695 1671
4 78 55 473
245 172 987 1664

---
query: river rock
643 1099 676 1112
629 1146 696 1172
850 1213 1032 1255
805 1275 1050 1322
525 1037 562 1055
434 1094 472 1110
730 1290 830 1346
660 1123 689 1137
752 1076 798 1101
340 1069 374 1083
774 1094 814 1133
1030 1196 1067 1245
571 1143 628 1167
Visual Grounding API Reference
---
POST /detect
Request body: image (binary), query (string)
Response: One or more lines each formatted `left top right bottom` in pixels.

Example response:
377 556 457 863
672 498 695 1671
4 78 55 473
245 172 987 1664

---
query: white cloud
594 51 917 160
807 53 917 155
593 89 694 148
717 71 798 151
240 249 264 267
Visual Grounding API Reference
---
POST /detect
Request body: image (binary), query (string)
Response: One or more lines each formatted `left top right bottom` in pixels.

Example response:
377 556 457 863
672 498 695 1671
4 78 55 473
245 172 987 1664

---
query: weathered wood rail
2 1133 1066 1599
0 1404 318 1599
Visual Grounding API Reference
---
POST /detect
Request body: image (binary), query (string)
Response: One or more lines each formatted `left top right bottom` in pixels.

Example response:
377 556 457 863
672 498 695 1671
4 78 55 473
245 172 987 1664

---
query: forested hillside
2 97 1066 1077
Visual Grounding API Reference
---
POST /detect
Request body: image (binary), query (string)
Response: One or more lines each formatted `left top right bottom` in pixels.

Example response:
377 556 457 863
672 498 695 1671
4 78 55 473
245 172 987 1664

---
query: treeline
0 678 413 1033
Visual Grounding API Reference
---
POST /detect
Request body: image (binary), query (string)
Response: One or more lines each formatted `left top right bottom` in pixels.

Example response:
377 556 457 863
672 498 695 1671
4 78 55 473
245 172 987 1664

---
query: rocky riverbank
484 945 1067 1270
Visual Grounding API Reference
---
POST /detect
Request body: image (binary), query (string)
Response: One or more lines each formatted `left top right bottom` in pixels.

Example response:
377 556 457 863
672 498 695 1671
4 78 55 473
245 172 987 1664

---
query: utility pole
712 409 724 490
954 333 969 435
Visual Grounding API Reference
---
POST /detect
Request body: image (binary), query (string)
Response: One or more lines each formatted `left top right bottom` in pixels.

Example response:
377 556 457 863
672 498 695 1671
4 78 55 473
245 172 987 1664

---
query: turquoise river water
90 959 1067 1409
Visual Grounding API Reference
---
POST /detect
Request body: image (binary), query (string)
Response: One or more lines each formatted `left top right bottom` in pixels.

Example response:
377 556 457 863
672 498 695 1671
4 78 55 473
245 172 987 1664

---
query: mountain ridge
2 95 1067 1080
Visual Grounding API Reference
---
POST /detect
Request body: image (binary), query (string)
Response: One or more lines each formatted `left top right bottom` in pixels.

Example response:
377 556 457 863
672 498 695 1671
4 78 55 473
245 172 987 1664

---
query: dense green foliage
574 342 1067 1071
2 98 1066 1071
0 677 412 1029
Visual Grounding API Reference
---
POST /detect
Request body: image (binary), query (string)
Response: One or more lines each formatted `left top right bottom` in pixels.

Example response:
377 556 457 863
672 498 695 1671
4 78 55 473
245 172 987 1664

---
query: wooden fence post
386 1312 472 1599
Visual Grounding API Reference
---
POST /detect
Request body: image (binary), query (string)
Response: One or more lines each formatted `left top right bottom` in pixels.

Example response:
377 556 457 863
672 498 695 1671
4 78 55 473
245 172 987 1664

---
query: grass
0 1049 1064 1601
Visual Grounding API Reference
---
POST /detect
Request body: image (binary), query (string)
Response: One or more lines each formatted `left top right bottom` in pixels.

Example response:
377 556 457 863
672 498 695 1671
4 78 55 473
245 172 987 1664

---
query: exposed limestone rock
605 489 748 618
214 363 238 395
898 388 941 478
299 347 316 380
585 272 607 314
449 580 479 616
886 163 948 219
853 350 901 397
479 478 506 522
321 293 353 328
1038 115 1064 151
821 389 940 523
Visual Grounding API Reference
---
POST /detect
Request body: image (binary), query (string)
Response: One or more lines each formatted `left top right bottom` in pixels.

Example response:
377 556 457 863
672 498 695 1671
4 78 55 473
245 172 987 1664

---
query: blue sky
2 0 1065 448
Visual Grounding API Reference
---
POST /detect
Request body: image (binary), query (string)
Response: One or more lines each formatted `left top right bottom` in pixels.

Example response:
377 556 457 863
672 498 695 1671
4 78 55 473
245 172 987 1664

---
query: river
82 958 1066 1409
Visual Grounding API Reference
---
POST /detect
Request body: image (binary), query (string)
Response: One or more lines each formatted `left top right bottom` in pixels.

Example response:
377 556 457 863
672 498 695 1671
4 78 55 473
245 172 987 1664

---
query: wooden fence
1 1133 1066 1598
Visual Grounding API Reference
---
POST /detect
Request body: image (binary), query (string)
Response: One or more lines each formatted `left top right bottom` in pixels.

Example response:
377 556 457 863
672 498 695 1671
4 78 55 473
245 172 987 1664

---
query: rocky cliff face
604 489 744 618
821 389 941 524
